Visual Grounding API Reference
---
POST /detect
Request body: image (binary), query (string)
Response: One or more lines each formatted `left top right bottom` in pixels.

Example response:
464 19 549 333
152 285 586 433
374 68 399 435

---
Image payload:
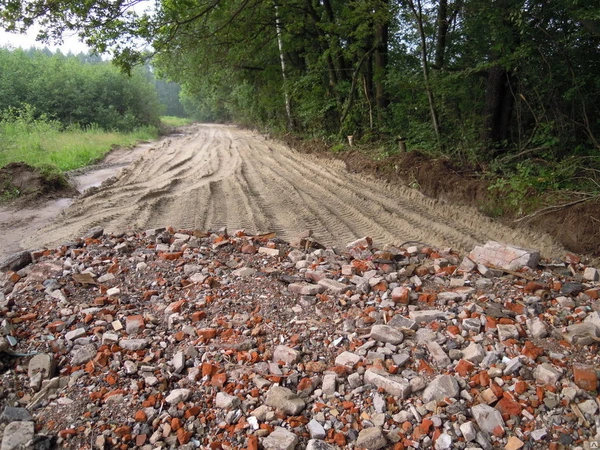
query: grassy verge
0 117 158 172
160 116 194 127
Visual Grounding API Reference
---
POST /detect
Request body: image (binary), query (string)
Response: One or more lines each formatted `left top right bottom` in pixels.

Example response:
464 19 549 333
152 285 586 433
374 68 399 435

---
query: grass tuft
0 117 158 172
160 116 194 127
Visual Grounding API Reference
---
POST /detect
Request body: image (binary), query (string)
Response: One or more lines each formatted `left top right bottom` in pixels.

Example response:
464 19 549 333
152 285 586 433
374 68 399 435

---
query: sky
0 27 91 54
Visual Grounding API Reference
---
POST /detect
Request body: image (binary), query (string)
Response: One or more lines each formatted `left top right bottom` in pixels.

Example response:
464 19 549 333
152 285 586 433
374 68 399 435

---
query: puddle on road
0 143 153 260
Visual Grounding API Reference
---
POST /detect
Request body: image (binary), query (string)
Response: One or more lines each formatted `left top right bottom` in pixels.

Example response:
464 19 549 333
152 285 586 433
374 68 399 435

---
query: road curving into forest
23 123 565 257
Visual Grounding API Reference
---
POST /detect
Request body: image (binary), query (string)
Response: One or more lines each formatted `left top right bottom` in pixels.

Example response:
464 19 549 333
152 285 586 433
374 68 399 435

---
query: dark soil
283 135 600 258
0 162 77 207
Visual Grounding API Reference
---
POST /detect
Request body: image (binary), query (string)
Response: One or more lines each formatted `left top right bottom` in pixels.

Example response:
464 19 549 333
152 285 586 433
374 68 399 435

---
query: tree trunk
274 3 293 130
405 0 441 143
482 66 515 144
374 0 389 115
434 0 448 69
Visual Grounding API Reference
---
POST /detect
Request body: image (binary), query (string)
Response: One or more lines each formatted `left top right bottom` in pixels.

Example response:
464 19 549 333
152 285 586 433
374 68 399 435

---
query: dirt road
11 124 563 258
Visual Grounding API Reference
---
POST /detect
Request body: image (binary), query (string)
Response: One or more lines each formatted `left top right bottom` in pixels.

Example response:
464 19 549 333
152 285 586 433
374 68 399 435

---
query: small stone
119 339 148 351
232 267 256 277
583 267 599 281
261 426 298 450
71 344 97 366
265 386 305 415
460 421 477 442
165 389 191 404
106 287 120 297
28 353 55 379
322 373 336 396
530 429 547 441
435 433 453 450
65 327 86 341
462 318 482 332
356 426 387 450
335 351 361 367
503 357 522 375
388 315 418 330
527 317 548 339
306 440 336 450
288 283 326 295
409 310 450 323
371 324 404 345
577 399 598 416
0 421 34 450
533 363 563 385
215 392 241 409
497 324 519 341
318 278 348 294
102 332 119 345
273 345 300 365
172 351 185 374
307 419 326 440
422 375 460 403
462 342 485 364
471 404 505 434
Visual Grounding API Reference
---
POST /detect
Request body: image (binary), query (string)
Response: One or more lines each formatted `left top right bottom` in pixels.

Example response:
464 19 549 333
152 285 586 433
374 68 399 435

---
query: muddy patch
0 162 77 206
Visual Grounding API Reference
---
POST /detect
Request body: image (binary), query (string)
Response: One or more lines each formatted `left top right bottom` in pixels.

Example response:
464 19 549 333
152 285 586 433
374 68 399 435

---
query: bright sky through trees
0 27 89 54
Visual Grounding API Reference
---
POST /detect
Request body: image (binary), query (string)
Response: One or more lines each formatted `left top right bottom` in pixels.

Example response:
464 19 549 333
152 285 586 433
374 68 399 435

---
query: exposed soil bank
283 136 599 258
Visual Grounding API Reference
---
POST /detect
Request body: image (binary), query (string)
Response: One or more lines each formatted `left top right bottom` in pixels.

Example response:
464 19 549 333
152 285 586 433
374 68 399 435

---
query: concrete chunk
364 369 411 398
356 426 387 449
317 278 349 294
469 241 539 270
0 421 34 450
471 404 505 434
261 426 298 450
371 324 404 345
265 386 305 415
422 375 460 403
426 341 451 367
409 310 450 323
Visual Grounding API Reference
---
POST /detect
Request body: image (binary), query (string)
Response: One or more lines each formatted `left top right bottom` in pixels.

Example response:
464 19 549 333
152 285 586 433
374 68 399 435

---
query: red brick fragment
159 252 183 260
573 363 598 391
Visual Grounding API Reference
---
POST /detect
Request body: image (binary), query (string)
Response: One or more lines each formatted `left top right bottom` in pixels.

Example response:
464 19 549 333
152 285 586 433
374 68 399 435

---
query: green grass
160 116 194 127
0 118 158 172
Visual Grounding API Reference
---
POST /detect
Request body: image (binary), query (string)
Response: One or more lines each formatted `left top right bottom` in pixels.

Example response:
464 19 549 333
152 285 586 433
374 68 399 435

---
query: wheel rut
22 123 566 258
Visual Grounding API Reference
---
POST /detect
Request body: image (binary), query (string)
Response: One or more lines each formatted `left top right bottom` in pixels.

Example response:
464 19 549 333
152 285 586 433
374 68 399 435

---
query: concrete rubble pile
0 229 598 450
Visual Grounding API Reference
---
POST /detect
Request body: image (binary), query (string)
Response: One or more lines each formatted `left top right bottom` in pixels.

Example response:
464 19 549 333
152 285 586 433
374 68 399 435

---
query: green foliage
0 48 162 131
160 116 193 127
2 0 600 208
0 109 158 171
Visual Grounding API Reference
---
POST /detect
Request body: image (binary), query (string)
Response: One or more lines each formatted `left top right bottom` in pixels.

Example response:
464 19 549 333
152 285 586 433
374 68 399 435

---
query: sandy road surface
21 123 564 257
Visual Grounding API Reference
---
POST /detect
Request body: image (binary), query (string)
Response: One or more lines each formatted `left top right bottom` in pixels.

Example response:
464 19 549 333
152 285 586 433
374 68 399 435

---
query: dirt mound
282 138 598 259
0 162 77 206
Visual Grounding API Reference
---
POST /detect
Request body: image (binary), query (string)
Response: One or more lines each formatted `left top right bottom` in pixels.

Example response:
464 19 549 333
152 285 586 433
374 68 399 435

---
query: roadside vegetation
0 48 191 178
0 106 157 172
160 116 194 128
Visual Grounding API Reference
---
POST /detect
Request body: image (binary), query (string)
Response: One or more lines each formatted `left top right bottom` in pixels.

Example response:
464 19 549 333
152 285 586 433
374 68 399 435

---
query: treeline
149 1 599 165
0 48 168 131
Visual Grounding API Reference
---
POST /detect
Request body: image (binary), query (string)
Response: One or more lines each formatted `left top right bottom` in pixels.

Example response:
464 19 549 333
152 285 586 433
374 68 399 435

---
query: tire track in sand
24 123 565 258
